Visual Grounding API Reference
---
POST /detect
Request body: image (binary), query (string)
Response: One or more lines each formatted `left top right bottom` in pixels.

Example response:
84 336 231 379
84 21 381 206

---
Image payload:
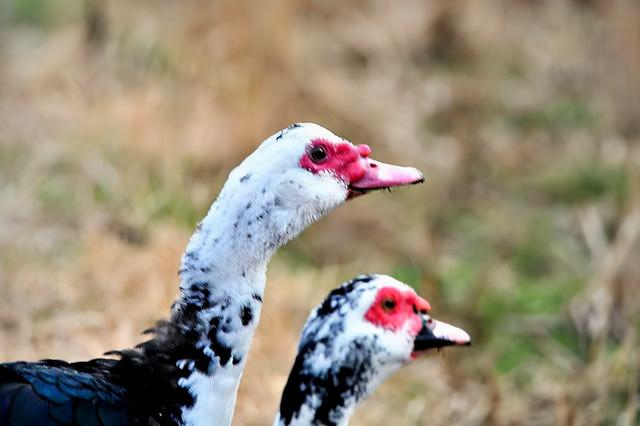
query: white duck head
275 274 470 426
180 122 423 288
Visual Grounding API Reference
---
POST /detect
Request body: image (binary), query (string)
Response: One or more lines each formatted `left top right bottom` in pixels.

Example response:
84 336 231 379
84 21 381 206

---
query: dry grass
1 0 640 424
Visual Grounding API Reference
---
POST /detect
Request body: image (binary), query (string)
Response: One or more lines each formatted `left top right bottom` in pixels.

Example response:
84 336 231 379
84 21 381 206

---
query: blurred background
1 0 639 424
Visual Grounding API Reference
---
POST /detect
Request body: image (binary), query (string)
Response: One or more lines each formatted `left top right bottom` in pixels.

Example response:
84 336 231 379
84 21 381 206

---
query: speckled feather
275 275 441 426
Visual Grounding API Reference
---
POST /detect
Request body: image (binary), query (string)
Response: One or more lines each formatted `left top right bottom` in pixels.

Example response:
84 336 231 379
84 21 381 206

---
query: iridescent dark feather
0 361 155 425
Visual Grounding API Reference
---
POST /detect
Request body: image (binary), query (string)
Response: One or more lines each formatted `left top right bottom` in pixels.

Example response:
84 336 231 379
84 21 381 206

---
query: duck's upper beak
351 158 424 190
347 158 424 199
413 316 471 353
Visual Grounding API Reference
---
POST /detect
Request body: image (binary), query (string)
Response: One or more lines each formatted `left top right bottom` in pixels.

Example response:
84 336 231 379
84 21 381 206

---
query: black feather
0 362 140 425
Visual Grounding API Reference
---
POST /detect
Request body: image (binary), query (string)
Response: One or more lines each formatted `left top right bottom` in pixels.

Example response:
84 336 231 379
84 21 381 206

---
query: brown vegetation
1 1 639 424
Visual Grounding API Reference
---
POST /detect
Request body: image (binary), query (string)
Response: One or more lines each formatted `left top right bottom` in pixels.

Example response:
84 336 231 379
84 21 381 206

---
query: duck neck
168 184 311 426
275 338 389 426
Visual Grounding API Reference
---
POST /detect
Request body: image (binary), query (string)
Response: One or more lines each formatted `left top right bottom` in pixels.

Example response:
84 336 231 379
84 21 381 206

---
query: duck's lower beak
412 317 471 354
348 159 424 198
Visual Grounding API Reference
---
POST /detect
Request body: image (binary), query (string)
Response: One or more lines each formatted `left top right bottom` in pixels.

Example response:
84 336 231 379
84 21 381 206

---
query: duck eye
309 146 327 163
381 298 396 311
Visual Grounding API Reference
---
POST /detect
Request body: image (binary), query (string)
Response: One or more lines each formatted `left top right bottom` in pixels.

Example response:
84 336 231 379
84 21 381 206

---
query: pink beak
349 159 424 192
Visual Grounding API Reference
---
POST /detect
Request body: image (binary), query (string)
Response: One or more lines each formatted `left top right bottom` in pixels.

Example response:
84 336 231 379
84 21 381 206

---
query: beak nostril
413 301 430 316
370 163 377 168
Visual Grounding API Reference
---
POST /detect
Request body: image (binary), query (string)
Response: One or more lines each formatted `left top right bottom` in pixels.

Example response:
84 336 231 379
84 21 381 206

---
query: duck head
224 123 424 224
277 275 470 426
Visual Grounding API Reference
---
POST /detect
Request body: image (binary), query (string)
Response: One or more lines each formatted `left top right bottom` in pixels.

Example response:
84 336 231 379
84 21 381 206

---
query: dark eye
309 146 327 163
381 298 396 311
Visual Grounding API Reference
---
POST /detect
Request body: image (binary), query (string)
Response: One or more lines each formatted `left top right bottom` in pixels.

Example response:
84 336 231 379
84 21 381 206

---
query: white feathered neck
173 124 348 426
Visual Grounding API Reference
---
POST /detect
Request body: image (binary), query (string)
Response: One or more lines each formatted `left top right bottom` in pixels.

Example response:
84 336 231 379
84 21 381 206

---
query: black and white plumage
275 275 470 426
0 123 424 426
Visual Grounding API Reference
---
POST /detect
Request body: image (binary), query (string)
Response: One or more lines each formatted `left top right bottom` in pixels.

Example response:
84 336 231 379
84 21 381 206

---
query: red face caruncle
299 138 372 185
364 287 431 336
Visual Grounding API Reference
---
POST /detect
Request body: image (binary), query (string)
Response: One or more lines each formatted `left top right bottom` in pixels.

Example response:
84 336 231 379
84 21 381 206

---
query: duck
0 123 424 426
275 274 470 426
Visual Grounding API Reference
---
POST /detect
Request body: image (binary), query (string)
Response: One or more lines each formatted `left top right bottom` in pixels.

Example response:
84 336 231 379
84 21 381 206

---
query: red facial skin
299 138 372 187
363 287 431 336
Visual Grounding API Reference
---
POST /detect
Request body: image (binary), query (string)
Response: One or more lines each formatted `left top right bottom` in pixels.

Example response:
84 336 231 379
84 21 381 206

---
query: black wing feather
0 361 132 426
